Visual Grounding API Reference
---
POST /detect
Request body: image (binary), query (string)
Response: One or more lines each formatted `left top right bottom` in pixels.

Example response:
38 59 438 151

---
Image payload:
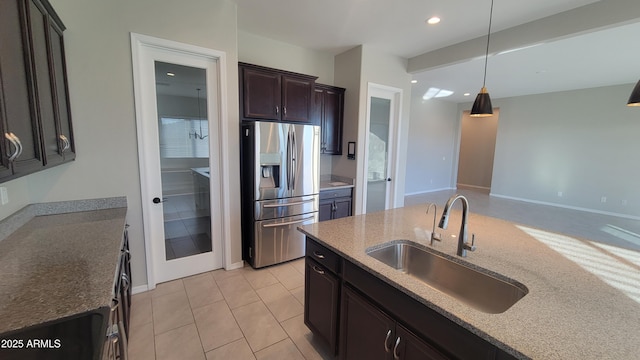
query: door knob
386 178 392 182
152 197 165 204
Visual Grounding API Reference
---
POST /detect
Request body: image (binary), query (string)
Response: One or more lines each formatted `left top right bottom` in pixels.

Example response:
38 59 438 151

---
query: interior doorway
456 109 499 193
361 83 402 214
131 33 228 288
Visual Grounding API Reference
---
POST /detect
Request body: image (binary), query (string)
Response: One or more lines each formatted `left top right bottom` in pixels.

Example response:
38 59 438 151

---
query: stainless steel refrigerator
240 121 320 268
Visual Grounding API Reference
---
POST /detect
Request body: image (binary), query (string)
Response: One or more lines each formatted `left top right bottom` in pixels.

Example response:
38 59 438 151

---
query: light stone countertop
320 175 354 191
0 205 127 334
191 167 210 179
298 205 640 359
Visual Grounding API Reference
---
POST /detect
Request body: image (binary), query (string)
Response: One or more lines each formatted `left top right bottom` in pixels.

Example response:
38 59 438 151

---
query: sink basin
366 240 528 314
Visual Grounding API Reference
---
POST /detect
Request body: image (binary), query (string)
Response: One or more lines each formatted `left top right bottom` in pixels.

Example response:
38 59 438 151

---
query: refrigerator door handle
291 127 297 190
285 127 291 190
263 198 315 208
262 215 315 228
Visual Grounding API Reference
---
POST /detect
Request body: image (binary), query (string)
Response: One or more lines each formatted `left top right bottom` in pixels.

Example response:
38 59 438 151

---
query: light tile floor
127 259 335 360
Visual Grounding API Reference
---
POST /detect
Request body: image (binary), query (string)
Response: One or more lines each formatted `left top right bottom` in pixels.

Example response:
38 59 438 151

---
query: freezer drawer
252 212 318 268
255 194 318 221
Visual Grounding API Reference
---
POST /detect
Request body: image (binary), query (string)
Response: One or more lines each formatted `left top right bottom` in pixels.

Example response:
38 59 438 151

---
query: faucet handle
430 231 442 246
464 233 477 252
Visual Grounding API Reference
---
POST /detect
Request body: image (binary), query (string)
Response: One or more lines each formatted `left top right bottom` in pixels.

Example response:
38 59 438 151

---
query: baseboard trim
226 260 245 271
456 183 490 193
404 187 455 197
132 285 149 295
489 193 640 221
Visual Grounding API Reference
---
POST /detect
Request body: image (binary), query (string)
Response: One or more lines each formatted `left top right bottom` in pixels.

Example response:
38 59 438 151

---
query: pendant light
470 0 495 117
627 80 640 106
189 88 208 140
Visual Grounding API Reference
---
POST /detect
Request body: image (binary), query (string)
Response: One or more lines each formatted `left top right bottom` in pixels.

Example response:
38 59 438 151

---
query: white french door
361 84 402 214
131 33 226 287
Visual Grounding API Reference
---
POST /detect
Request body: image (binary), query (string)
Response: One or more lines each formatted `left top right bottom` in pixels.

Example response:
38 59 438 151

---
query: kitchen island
298 204 640 359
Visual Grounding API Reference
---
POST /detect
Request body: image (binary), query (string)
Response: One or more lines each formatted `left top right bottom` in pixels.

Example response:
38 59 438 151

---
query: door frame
358 83 403 214
130 33 232 289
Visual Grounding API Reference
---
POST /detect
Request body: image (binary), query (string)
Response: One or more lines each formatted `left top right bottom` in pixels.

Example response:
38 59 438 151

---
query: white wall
0 0 242 288
404 96 458 195
485 83 640 218
332 46 362 181
238 31 334 84
407 83 640 218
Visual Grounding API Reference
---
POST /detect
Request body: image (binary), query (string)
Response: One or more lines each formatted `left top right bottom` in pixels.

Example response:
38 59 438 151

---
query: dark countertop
298 205 640 359
0 201 127 334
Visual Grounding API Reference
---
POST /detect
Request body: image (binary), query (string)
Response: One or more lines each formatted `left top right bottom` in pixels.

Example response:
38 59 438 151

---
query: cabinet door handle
13 133 23 159
384 329 392 353
311 265 325 275
313 251 325 259
275 106 279 115
5 133 20 161
60 134 70 152
393 336 401 360
121 273 130 291
283 107 287 116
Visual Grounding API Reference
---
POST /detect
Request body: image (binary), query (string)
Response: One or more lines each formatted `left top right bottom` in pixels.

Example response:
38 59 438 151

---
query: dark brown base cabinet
0 0 75 184
341 285 447 360
304 239 341 355
303 237 522 360
319 188 352 222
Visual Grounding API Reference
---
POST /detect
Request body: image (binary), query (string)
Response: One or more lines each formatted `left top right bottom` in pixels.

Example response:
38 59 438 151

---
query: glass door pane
154 61 212 260
366 97 391 213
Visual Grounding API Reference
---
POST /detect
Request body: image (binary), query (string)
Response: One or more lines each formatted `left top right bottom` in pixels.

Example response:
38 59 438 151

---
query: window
158 117 209 158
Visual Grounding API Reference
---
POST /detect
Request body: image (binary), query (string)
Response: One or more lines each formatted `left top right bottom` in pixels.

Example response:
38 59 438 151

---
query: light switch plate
0 187 8 205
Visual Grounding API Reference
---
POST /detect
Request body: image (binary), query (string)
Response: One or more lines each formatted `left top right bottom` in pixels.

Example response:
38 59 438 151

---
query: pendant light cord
482 0 494 88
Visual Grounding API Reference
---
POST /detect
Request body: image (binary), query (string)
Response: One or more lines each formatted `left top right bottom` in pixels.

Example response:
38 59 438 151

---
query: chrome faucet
438 194 476 257
425 203 441 246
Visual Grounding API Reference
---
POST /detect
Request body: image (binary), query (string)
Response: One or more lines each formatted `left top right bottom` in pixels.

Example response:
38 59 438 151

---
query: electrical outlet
600 196 607 203
621 199 628 206
0 187 8 205
557 191 563 197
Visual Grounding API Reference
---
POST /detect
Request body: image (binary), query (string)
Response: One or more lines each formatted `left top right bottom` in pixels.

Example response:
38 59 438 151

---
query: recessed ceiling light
411 80 418 84
464 93 471 97
427 16 441 25
167 72 175 77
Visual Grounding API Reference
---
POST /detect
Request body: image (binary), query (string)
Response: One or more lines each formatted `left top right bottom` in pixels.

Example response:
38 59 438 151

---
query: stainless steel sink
366 240 528 314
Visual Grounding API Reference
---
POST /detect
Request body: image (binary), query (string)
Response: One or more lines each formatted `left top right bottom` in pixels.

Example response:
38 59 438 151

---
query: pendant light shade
470 0 494 117
627 80 640 106
470 87 493 117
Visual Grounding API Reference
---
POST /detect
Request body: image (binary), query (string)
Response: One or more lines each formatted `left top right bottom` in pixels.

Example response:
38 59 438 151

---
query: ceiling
233 0 640 103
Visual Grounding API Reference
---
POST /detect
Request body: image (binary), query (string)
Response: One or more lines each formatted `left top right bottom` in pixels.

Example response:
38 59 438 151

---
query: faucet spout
438 194 475 257
426 203 441 246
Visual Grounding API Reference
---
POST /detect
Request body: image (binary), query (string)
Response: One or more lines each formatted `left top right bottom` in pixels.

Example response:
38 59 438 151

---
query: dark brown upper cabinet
0 0 74 183
313 84 345 155
239 62 317 123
